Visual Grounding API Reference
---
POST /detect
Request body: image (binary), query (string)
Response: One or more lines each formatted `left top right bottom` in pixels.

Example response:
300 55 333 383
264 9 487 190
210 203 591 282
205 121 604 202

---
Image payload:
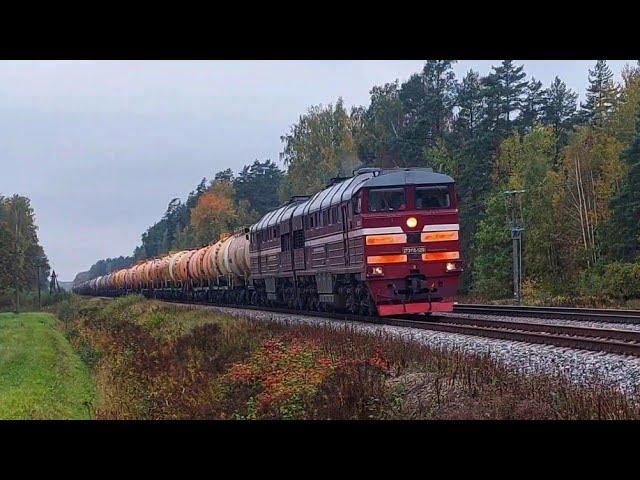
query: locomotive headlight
406 216 418 228
446 261 463 272
370 266 384 276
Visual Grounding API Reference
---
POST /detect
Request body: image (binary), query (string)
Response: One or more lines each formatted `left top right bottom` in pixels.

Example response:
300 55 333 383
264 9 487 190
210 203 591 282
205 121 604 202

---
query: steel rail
157 298 640 358
454 304 640 324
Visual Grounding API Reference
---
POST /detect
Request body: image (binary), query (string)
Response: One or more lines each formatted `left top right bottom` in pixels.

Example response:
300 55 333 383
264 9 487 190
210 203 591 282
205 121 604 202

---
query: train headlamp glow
446 261 463 272
406 217 418 228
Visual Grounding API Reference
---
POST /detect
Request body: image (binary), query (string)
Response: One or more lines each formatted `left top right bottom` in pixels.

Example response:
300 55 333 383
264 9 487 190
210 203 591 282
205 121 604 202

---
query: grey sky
0 60 634 280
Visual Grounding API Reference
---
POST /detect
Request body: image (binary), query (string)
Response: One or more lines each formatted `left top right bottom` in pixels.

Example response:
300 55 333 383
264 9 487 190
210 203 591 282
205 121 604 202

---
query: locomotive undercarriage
250 273 377 316
87 270 447 317
94 273 378 317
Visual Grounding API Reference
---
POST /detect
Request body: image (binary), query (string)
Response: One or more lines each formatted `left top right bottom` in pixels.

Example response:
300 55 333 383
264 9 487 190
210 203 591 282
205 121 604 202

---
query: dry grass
59 295 640 420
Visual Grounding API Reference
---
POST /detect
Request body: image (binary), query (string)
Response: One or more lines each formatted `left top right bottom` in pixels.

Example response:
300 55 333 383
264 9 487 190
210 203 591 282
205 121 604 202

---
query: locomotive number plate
403 246 426 254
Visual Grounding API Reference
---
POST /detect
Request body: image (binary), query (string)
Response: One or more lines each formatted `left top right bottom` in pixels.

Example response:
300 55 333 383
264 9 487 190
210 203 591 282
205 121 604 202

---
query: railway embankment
55 295 640 419
0 312 95 419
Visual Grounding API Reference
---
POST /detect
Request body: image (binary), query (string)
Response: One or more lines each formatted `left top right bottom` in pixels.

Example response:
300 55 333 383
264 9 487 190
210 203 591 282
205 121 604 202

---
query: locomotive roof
250 168 454 232
359 168 454 189
251 196 308 232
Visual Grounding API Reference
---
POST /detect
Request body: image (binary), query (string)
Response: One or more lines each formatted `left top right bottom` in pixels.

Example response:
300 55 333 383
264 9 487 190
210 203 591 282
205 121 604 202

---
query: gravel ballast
188 304 640 396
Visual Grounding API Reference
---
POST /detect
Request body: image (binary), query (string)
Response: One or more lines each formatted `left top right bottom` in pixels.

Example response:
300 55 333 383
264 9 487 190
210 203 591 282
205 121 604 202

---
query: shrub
580 261 640 300
59 296 640 420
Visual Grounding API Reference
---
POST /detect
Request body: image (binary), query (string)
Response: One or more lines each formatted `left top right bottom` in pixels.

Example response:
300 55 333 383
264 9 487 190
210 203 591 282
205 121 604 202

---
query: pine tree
356 81 404 167
454 70 485 135
541 76 578 157
482 60 528 137
517 78 545 135
607 108 640 260
397 60 457 163
580 60 620 126
234 159 284 217
448 70 493 292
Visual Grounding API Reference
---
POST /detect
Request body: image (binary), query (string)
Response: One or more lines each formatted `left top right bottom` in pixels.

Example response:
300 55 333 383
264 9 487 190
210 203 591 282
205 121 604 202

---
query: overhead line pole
504 189 525 305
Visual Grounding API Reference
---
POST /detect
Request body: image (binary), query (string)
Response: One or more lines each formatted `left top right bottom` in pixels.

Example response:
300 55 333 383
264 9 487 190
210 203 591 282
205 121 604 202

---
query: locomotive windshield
416 185 450 209
368 188 406 212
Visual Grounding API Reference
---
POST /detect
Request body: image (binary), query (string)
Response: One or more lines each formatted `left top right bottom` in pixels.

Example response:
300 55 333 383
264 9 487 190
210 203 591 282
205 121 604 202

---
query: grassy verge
0 312 96 419
56 295 640 420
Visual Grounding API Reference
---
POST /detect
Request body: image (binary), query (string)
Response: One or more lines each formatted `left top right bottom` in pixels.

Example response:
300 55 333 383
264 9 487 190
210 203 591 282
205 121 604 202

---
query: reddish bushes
61 296 640 419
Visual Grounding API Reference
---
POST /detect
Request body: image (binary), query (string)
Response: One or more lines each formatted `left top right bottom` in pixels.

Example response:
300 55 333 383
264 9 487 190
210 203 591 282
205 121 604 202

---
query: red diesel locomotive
249 167 462 316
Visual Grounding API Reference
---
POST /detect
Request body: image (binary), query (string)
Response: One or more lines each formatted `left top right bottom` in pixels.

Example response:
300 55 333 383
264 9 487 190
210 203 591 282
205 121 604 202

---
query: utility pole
50 270 59 295
504 190 525 305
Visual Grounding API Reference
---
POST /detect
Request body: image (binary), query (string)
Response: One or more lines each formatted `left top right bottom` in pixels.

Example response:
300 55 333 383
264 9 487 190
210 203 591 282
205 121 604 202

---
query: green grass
0 312 96 419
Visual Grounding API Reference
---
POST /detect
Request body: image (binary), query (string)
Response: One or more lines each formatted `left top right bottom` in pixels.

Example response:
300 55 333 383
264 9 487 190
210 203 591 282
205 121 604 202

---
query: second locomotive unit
75 167 463 316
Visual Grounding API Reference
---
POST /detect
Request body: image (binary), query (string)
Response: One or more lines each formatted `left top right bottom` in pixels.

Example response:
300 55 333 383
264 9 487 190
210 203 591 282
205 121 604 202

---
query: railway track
156 298 640 358
454 303 640 325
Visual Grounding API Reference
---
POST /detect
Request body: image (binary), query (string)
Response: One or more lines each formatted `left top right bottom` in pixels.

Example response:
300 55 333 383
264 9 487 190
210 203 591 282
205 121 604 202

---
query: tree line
0 195 50 309
278 60 640 301
77 159 285 282
83 60 640 302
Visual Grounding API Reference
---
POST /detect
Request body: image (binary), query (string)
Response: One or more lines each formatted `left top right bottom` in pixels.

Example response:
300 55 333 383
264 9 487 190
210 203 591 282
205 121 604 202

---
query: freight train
74 167 463 316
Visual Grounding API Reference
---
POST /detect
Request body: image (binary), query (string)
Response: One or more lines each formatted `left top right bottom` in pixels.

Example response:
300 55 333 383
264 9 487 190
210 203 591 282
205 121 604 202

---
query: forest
81 60 640 303
0 195 50 309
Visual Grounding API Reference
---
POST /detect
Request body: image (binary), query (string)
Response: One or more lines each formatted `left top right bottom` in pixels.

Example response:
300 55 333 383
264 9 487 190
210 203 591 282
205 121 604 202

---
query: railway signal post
504 190 525 305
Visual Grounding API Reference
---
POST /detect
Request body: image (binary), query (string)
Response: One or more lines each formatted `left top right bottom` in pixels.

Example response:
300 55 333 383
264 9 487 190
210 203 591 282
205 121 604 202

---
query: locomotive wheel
364 296 377 317
345 285 358 314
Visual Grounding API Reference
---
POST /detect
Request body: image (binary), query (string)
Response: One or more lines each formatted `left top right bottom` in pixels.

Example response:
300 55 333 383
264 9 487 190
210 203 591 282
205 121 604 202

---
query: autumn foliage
190 190 238 245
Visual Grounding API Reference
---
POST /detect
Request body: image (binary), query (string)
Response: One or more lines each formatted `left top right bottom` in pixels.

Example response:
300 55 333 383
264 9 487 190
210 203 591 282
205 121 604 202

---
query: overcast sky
0 60 635 280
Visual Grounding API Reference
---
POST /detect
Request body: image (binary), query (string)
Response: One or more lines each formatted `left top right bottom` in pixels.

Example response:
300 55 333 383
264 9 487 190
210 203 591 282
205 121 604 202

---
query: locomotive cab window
416 186 451 209
368 188 406 212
